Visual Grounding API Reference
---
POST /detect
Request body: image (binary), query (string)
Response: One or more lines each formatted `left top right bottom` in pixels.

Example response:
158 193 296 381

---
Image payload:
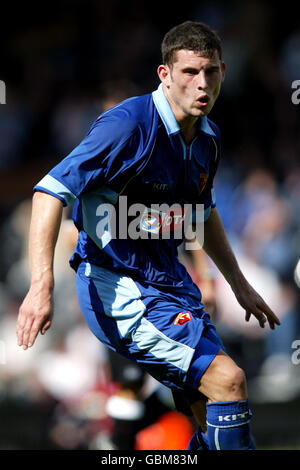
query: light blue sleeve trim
33 187 68 206
34 175 77 206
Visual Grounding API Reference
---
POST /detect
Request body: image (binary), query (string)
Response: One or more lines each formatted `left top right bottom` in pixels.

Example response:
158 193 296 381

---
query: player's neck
179 119 198 145
169 100 199 144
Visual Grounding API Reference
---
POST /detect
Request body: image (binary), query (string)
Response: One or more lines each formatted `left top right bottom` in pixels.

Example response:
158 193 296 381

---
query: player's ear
157 64 171 87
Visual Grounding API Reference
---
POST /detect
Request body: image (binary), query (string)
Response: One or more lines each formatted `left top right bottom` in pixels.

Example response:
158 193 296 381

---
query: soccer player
16 21 280 450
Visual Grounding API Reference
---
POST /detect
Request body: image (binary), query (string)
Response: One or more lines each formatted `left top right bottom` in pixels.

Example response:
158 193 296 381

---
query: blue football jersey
34 84 221 288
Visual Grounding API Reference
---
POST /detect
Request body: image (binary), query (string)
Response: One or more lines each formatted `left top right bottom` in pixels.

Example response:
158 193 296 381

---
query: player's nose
197 71 209 90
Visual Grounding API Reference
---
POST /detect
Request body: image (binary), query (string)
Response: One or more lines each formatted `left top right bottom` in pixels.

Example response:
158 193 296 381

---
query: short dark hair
161 21 222 66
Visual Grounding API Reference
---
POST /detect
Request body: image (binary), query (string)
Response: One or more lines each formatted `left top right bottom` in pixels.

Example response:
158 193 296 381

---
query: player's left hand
231 276 281 330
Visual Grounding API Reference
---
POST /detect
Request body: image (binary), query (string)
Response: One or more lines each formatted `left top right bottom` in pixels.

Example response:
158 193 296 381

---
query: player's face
158 49 225 122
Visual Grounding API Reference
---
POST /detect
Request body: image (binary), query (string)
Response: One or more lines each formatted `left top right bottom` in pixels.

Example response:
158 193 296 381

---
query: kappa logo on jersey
173 312 192 326
198 173 209 194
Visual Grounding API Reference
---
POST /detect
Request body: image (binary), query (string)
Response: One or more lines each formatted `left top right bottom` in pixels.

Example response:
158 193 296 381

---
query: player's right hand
16 285 53 350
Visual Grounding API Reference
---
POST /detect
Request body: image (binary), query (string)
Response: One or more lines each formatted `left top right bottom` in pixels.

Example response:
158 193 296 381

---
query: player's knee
199 360 247 403
220 365 247 401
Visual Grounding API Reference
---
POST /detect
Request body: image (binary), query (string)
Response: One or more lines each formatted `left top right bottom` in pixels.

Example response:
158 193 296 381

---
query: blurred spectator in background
0 92 33 170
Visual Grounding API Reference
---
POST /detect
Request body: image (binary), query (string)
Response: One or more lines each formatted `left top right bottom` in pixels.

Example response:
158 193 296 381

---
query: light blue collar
152 83 216 137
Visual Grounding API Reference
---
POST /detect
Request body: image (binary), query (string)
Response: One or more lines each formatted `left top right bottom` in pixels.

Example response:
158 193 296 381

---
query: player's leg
187 398 209 450
197 349 247 401
193 348 256 450
171 388 209 450
129 305 255 450
190 397 207 432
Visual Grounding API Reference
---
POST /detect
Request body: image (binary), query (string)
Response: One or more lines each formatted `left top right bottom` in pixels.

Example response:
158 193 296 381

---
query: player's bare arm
187 237 217 317
202 207 281 330
16 191 63 349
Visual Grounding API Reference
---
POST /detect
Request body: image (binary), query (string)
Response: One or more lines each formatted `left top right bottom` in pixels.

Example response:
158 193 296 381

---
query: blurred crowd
0 0 299 449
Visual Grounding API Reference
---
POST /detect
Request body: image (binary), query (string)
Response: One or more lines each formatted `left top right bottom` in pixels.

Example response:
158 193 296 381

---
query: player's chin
192 104 212 117
192 108 209 118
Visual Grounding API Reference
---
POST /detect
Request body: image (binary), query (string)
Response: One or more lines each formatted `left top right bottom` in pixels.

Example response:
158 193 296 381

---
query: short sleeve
34 109 141 206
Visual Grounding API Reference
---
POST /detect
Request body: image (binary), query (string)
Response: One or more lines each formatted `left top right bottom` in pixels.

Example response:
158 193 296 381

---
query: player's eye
205 67 220 75
183 69 198 75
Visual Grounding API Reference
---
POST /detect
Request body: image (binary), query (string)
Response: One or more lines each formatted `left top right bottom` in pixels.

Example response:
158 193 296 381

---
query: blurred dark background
0 0 300 450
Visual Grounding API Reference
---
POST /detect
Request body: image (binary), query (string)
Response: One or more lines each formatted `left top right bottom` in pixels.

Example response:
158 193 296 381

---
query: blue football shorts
75 261 225 412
